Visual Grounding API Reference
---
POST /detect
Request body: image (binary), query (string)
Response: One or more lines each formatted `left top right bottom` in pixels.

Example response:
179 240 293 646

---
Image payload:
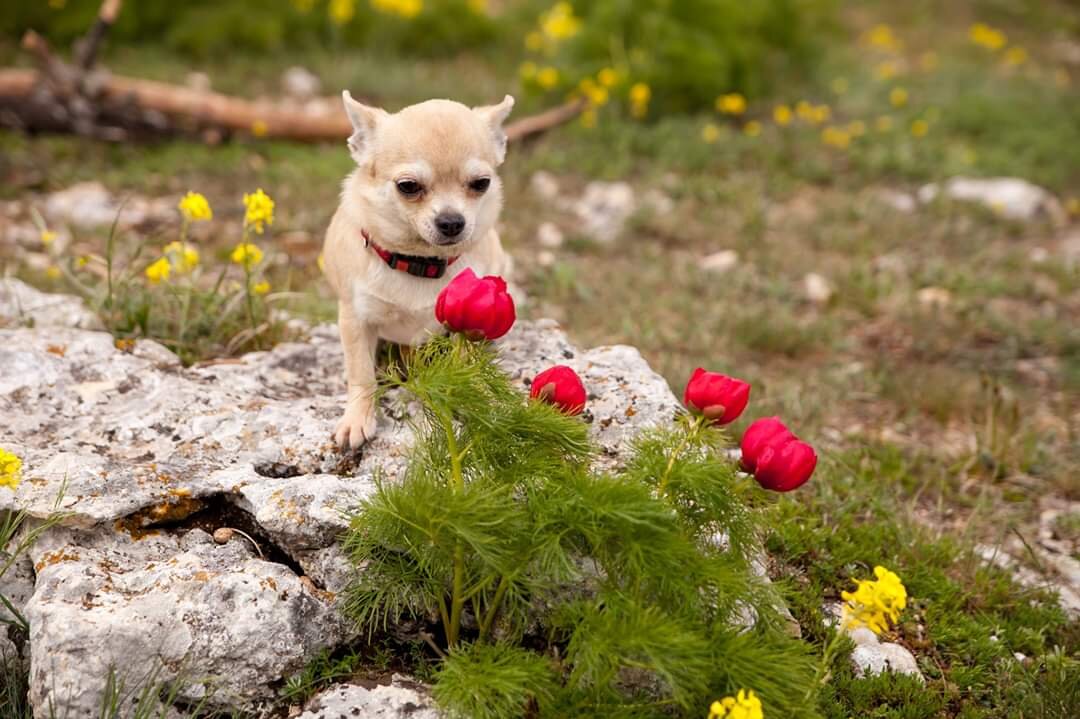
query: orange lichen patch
299 575 335 603
46 344 66 357
624 405 637 417
169 487 193 498
114 338 136 353
115 496 206 539
192 571 212 582
35 550 81 572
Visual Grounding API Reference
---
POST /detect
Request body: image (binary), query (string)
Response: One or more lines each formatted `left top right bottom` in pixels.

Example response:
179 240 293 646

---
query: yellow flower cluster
252 280 271 296
716 93 747 116
145 257 171 285
708 689 763 719
841 565 908 635
164 241 200 273
629 82 650 119
821 126 851 149
863 24 901 53
243 189 275 235
578 77 610 107
329 0 355 25
795 100 831 125
773 104 793 126
231 243 265 270
969 22 1006 51
41 230 57 246
889 87 909 108
0 447 22 490
371 0 422 20
178 191 213 222
540 2 581 41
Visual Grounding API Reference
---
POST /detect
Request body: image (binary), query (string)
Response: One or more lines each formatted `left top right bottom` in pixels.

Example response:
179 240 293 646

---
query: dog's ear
342 90 385 165
473 94 515 165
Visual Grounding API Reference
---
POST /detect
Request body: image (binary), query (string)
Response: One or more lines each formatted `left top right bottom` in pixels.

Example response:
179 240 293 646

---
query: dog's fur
321 92 515 448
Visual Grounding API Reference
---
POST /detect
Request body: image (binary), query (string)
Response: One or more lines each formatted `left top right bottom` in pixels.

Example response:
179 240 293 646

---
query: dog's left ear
473 95 515 165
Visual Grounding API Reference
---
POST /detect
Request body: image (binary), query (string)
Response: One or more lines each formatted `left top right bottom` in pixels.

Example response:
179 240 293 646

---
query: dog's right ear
342 91 385 165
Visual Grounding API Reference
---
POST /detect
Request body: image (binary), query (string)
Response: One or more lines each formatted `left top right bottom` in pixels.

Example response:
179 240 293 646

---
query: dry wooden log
0 13 584 145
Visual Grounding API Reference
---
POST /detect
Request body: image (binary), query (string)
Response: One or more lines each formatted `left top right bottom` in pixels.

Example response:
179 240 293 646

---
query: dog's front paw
334 403 378 450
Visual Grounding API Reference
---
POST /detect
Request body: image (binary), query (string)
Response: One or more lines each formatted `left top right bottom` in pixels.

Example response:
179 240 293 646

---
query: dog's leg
334 302 379 449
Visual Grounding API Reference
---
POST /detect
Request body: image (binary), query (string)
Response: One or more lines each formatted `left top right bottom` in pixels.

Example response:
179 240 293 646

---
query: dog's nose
434 212 466 238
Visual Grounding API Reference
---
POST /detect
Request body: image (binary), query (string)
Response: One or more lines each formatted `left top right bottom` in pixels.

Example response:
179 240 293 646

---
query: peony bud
753 439 817 492
739 417 795 472
435 268 516 340
530 365 587 415
683 368 750 425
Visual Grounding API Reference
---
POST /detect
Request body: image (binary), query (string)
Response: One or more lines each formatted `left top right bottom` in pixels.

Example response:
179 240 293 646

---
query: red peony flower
682 368 750 425
739 417 795 472
530 365 587 415
753 439 817 492
435 268 516 340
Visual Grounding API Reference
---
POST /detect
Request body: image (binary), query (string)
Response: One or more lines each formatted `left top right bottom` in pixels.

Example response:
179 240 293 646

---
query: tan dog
321 92 515 448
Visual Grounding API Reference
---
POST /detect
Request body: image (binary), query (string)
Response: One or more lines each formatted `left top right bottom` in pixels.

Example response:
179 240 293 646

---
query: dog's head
340 92 514 257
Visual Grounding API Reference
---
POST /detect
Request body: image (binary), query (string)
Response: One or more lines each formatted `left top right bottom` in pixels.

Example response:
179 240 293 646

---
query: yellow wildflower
743 121 762 137
1065 197 1080 216
328 0 355 25
910 119 930 138
847 120 867 137
579 78 609 107
919 51 939 72
242 189 275 234
773 104 793 126
701 123 721 144
821 126 851 149
145 257 171 285
707 689 764 719
863 24 901 52
540 2 581 41
525 31 544 51
811 104 831 125
178 191 213 222
1003 46 1027 67
629 82 651 119
875 61 899 80
831 77 849 95
40 230 57 246
597 67 619 88
970 23 1006 51
889 87 909 108
317 252 326 273
252 280 271 295
795 100 815 121
251 119 269 137
716 93 747 115
536 66 560 90
76 255 90 269
519 62 538 80
467 0 486 14
579 109 597 128
45 265 61 280
841 565 907 635
371 0 422 19
0 447 22 490
164 241 200 273
875 115 894 132
231 243 265 270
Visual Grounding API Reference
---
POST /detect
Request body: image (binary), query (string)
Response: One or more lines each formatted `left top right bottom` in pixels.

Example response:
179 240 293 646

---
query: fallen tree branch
0 21 585 145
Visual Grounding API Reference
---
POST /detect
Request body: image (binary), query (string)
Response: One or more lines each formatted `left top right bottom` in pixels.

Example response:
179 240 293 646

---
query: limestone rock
570 181 636 244
282 67 322 101
0 278 103 330
918 177 1066 224
0 286 686 716
701 250 739 274
803 273 834 305
536 222 565 248
299 677 438 718
529 171 561 201
25 526 349 714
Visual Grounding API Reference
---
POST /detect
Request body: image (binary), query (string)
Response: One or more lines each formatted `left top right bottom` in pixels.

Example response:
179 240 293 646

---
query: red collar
363 229 460 279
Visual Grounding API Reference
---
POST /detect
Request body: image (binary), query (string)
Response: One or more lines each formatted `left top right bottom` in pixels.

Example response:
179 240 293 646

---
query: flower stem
657 414 707 496
441 407 467 647
477 574 511 640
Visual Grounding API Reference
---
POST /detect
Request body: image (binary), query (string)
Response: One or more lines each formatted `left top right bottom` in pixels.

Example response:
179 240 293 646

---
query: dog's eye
468 177 491 193
396 180 423 197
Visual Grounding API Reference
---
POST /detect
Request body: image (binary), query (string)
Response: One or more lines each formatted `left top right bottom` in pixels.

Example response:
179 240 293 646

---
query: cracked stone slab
0 277 103 330
0 281 684 715
25 525 349 716
299 676 439 718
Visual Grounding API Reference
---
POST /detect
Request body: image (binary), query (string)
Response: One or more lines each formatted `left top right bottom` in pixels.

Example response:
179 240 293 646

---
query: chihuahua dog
321 92 515 448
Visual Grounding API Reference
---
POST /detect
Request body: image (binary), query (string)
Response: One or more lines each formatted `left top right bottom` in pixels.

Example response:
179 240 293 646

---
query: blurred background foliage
1 0 836 112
